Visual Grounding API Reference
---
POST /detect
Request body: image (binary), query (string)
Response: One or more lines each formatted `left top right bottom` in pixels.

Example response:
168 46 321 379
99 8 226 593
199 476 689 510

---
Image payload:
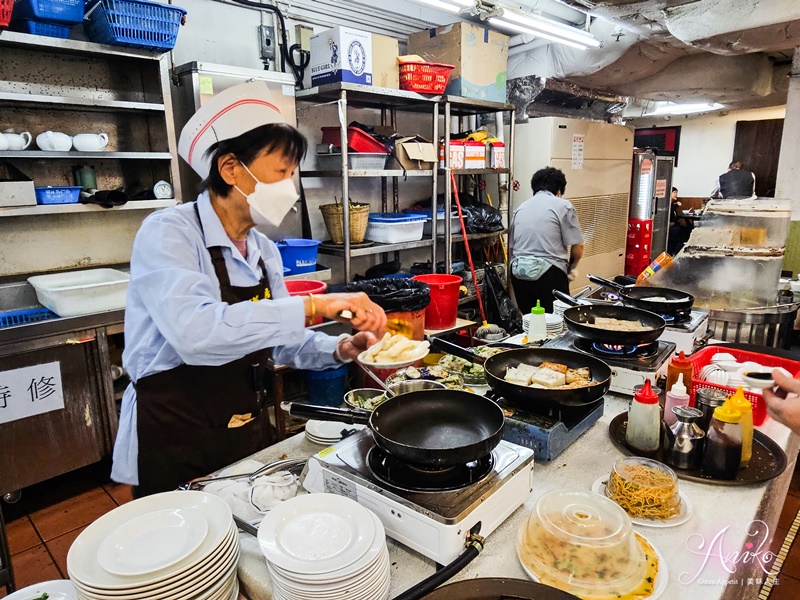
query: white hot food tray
28 268 129 317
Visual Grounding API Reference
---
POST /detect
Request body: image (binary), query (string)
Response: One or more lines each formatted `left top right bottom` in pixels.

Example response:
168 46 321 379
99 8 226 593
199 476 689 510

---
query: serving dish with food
516 490 667 600
357 333 430 368
386 365 465 390
587 275 694 316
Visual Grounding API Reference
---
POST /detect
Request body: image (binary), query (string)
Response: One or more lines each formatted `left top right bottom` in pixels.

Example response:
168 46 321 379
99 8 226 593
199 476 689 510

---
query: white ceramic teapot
72 133 109 152
2 129 32 150
36 131 73 152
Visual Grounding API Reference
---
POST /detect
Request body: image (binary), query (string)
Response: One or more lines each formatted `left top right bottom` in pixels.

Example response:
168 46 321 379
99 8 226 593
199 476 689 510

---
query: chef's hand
336 331 379 362
763 369 800 436
568 267 578 282
307 292 387 334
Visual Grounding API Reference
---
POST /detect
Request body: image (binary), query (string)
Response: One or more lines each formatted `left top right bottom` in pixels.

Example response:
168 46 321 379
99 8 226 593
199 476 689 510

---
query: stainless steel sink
0 281 41 312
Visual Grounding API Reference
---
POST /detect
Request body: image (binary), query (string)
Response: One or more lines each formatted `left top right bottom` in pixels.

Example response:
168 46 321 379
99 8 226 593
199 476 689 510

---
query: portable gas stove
659 309 709 355
490 393 604 462
301 430 534 565
545 331 676 396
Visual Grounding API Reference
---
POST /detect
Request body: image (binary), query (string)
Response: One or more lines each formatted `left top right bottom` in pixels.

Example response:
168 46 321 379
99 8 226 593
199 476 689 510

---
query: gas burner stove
574 338 660 360
367 447 495 493
661 311 692 326
660 309 709 354
301 430 534 565
488 392 604 461
545 332 676 396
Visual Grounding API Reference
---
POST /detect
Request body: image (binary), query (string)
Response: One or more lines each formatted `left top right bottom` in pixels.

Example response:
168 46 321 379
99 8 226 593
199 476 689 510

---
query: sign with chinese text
0 362 65 425
571 134 585 170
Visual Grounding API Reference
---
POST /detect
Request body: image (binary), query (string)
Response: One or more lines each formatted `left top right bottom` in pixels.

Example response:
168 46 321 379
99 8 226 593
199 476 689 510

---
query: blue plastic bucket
304 364 349 407
278 239 321 275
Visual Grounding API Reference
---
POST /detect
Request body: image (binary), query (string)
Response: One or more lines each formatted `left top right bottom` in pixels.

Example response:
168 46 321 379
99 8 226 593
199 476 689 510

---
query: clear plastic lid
607 457 681 521
517 490 647 598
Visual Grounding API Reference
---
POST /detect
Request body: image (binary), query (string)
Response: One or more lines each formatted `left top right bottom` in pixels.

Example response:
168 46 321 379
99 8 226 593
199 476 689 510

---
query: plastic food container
606 457 680 520
317 152 389 171
27 268 129 317
365 213 426 244
404 208 459 236
35 186 82 205
517 490 648 599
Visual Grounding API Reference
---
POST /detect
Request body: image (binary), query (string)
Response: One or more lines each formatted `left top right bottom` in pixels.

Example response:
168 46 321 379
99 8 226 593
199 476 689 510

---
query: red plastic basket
320 126 390 154
0 0 13 28
399 62 455 94
689 346 800 426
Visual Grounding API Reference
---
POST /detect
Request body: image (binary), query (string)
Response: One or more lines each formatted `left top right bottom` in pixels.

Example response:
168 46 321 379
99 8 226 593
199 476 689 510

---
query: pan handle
429 337 485 364
552 289 583 306
285 402 371 425
587 274 624 291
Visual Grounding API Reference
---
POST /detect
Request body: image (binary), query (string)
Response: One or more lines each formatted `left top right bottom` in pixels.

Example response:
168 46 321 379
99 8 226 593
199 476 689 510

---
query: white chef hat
178 81 286 179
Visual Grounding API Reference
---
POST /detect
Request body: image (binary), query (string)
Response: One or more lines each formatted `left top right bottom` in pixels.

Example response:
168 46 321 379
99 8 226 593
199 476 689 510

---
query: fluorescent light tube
488 17 588 50
645 102 725 115
416 0 460 12
501 10 601 48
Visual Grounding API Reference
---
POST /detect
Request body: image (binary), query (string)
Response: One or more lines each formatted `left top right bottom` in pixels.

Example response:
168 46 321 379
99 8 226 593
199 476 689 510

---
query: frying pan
553 290 666 346
430 338 611 408
287 390 504 468
420 578 580 600
587 274 694 315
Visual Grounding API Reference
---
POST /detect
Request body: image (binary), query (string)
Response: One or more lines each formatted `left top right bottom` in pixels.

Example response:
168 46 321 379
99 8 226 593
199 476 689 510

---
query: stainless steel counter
233 394 799 600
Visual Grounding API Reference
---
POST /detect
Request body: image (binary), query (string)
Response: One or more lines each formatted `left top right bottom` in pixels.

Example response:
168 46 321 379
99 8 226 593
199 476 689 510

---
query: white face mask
235 163 299 227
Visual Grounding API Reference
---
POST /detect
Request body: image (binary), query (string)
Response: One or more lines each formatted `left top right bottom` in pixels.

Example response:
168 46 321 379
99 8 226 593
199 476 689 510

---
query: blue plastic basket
35 186 82 205
9 18 71 37
304 365 349 407
0 307 59 329
84 0 186 51
13 0 85 25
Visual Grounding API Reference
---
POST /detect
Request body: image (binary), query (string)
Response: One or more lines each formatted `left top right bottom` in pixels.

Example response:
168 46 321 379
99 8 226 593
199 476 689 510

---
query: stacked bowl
67 491 239 600
258 493 390 600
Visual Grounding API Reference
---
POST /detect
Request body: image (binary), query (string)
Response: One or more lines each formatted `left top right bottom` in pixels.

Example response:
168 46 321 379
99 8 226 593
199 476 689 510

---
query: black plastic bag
484 264 523 334
344 278 431 312
462 204 504 233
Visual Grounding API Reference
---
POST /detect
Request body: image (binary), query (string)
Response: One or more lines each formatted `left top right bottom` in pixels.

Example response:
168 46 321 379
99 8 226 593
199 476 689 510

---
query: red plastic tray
689 346 800 426
320 126 389 154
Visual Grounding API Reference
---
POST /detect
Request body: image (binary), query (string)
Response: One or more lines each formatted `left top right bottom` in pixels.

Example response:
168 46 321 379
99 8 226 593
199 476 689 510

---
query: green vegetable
33 594 49 600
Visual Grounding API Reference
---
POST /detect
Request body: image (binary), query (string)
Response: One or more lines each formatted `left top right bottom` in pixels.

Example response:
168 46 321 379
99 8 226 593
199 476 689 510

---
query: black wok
430 338 611 408
587 274 694 315
553 290 666 346
287 390 504 468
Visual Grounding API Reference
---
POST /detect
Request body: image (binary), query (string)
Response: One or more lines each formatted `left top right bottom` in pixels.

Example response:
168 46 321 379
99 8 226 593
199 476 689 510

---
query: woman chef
112 82 386 497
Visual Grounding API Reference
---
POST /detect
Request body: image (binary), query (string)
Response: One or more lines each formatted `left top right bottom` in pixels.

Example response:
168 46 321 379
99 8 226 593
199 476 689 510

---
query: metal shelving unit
0 199 178 218
296 83 515 282
0 151 173 160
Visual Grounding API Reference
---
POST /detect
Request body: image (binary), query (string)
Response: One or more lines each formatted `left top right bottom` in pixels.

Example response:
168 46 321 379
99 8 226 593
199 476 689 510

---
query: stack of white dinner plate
553 299 570 317
304 419 364 445
258 493 390 600
522 313 564 338
67 491 239 600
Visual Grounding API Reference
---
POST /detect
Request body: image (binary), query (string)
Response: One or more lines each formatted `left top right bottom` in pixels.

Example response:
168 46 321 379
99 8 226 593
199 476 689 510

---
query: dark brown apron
135 204 277 496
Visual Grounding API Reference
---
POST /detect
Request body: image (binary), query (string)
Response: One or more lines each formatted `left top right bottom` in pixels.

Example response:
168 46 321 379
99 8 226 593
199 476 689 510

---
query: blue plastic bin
277 239 321 275
0 307 59 329
304 365 349 407
84 0 186 51
14 0 85 24
35 186 82 205
9 19 71 38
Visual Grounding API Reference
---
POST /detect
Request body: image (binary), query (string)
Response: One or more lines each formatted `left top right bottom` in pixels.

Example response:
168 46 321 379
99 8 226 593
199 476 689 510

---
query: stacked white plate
305 419 365 445
522 313 564 338
67 491 239 600
553 299 570 317
258 493 390 600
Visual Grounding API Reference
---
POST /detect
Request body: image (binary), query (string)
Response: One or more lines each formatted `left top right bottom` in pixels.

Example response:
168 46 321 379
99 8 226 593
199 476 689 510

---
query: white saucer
592 475 694 528
6 580 76 600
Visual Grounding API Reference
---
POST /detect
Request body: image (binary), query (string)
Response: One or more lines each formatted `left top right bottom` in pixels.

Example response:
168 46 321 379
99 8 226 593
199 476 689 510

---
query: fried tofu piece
540 361 567 374
566 367 591 384
530 367 566 388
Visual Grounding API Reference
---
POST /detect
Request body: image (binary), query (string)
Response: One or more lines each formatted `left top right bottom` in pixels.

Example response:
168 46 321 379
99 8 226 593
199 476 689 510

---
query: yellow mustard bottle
729 387 753 468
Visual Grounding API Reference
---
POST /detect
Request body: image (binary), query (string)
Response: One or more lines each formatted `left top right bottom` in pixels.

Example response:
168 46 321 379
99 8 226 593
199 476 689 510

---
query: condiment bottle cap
634 379 659 405
713 397 742 423
729 386 753 414
671 350 691 367
670 373 687 396
531 300 545 315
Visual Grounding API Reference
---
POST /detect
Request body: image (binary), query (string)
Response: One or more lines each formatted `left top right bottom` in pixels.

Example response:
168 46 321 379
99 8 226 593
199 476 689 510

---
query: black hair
531 167 567 196
201 123 307 197
672 186 678 193
729 160 742 169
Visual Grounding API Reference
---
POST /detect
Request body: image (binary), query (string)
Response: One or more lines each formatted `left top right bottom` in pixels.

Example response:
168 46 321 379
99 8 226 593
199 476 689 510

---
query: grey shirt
510 191 584 274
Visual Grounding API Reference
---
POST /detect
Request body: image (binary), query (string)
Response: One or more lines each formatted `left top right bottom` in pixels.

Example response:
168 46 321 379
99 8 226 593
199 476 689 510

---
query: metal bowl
344 388 386 411
387 379 447 396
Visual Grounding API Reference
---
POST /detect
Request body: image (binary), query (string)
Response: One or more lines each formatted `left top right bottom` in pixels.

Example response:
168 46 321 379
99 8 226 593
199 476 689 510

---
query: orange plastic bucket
412 274 462 330
284 279 328 325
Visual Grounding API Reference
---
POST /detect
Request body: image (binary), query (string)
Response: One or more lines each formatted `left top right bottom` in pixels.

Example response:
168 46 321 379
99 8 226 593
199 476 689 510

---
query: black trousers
512 265 570 314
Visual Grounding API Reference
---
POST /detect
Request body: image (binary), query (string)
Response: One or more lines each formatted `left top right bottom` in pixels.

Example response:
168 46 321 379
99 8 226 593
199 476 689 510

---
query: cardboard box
372 34 399 89
464 141 486 169
439 140 466 169
0 162 36 208
487 141 505 168
396 136 437 170
408 22 509 103
310 26 372 86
